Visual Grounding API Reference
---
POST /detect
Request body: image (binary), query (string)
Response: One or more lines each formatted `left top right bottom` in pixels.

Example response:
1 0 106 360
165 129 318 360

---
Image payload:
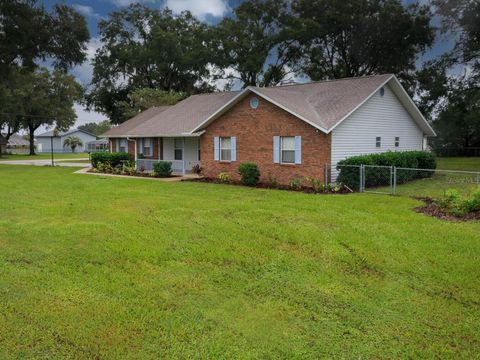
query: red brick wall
200 94 331 185
109 138 160 159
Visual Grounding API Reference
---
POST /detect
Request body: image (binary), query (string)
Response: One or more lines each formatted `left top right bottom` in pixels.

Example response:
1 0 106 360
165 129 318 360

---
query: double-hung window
376 136 381 148
143 138 152 156
395 137 400 148
174 138 183 160
280 136 295 164
220 137 231 161
118 139 127 152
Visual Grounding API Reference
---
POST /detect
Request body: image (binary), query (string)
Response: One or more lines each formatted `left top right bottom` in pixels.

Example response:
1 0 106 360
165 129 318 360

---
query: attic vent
250 97 259 109
380 87 385 97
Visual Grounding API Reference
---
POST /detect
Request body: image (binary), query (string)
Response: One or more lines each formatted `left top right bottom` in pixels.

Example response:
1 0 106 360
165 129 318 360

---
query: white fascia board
388 76 436 137
247 88 329 133
189 89 252 133
190 86 329 134
327 75 395 133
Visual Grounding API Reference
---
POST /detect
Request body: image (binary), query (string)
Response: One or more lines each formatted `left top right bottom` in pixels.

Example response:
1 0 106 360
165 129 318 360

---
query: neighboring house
86 138 109 153
2 134 34 154
0 135 7 154
36 129 97 153
102 74 435 183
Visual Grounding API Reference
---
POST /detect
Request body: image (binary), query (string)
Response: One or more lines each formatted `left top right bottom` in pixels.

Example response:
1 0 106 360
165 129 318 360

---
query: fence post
393 166 397 195
324 162 329 184
359 165 364 192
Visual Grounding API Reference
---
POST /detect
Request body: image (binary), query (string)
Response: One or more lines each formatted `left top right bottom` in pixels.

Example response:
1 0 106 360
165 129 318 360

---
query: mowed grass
373 157 480 197
0 153 88 161
0 165 479 359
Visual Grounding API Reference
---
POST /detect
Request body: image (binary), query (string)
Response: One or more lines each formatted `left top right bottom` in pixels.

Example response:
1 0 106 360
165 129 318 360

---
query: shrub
336 151 437 189
217 172 231 183
238 163 260 186
437 189 480 216
192 164 202 175
289 178 302 190
304 176 325 193
91 152 131 168
153 161 172 177
267 172 279 188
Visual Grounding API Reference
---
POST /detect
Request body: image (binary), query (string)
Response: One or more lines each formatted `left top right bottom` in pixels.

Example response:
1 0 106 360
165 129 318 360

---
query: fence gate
361 165 394 195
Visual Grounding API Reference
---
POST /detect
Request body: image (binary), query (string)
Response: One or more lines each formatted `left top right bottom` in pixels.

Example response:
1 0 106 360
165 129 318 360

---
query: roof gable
101 74 434 138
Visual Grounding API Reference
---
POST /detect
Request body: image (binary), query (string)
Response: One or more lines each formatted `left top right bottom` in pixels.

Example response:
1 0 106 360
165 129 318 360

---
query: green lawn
0 153 88 161
437 157 480 171
370 157 480 197
0 165 479 358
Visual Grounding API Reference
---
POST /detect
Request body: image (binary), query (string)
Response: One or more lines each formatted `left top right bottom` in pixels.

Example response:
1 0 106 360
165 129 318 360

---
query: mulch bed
414 197 480 222
188 177 352 194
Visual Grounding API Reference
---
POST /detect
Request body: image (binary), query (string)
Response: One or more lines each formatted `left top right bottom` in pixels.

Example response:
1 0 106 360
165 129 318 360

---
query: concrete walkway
0 158 90 167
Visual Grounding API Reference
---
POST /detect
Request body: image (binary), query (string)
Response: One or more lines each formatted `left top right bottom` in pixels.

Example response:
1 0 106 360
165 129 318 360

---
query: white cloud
109 0 156 6
73 103 105 127
165 0 229 19
72 4 101 19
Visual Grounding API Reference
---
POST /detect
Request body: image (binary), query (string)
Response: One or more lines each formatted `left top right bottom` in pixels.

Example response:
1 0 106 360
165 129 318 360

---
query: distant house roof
102 74 435 138
36 128 96 138
2 134 30 147
86 138 108 145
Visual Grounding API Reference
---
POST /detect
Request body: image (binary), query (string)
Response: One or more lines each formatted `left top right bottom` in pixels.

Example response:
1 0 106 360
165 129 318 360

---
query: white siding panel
331 84 424 179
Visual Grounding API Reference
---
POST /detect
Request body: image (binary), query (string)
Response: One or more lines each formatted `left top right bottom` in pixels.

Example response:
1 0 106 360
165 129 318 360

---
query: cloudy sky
36 0 454 132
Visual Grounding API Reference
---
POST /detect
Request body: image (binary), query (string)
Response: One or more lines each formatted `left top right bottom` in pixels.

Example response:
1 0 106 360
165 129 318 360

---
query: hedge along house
102 74 435 182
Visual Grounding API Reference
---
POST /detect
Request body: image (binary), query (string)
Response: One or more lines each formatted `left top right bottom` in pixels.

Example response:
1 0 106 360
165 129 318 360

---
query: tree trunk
28 126 36 155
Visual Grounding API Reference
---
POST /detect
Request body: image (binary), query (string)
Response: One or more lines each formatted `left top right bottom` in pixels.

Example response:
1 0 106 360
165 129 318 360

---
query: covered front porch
111 136 201 175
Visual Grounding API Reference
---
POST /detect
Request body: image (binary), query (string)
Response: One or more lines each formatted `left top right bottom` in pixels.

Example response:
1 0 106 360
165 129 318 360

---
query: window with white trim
220 137 231 161
119 139 127 152
395 137 400 147
143 138 152 156
174 138 183 160
376 136 381 148
281 136 295 164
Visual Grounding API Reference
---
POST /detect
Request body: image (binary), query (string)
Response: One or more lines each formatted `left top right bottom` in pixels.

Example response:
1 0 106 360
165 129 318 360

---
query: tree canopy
78 121 112 137
212 0 299 87
291 0 434 80
0 0 89 76
15 69 84 154
86 4 214 124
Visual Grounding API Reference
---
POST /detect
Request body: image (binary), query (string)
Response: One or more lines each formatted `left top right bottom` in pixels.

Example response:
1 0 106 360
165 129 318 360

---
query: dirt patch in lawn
414 197 480 222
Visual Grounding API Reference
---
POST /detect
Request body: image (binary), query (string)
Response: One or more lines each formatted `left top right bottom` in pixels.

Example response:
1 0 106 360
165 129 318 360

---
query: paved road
0 158 90 167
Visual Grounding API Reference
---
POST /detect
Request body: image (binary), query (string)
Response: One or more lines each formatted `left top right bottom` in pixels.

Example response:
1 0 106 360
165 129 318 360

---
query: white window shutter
214 137 219 161
295 136 302 164
273 136 280 163
231 136 237 161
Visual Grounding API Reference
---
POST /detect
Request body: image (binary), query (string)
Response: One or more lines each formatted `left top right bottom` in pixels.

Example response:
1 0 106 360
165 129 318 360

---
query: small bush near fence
337 151 437 189
91 152 131 168
238 163 260 186
153 161 172 177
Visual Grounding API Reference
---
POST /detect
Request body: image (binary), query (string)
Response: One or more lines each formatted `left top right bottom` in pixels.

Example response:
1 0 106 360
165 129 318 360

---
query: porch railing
136 159 200 176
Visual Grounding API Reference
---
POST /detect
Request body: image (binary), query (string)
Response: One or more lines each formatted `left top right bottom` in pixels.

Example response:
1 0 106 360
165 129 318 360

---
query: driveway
0 158 90 167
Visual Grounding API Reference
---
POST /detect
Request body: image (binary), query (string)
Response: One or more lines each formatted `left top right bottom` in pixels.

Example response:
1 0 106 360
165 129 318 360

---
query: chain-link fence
336 164 480 198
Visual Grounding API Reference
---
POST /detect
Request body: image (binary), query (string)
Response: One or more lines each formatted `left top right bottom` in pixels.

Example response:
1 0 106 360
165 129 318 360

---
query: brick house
102 74 435 184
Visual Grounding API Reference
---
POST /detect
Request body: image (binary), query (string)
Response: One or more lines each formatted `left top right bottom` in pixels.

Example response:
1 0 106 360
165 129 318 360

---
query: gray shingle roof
101 74 435 137
36 128 96 138
102 92 240 137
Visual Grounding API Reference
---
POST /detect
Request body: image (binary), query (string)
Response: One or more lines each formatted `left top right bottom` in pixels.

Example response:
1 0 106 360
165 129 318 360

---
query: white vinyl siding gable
331 84 423 175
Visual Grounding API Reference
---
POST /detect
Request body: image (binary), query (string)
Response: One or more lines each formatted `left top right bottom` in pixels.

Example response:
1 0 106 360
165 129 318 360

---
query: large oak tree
87 4 214 124
292 0 434 80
